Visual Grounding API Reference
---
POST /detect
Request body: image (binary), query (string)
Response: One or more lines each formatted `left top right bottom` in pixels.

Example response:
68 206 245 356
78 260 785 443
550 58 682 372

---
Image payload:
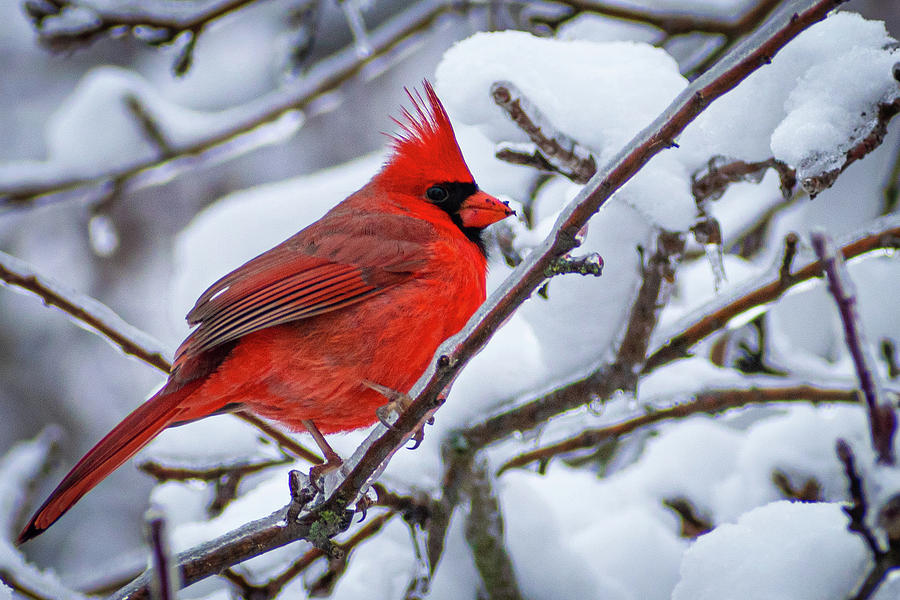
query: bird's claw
406 416 435 450
307 458 343 493
365 380 413 428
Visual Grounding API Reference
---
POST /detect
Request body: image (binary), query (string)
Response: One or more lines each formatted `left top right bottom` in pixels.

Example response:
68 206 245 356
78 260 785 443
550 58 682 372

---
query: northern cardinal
18 81 513 543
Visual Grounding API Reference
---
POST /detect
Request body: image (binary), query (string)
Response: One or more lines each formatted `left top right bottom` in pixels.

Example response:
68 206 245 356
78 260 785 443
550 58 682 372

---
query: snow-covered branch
0 249 172 372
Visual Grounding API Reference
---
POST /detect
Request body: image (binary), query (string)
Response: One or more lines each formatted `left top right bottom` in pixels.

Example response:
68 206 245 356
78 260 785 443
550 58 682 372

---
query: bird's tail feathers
17 381 201 544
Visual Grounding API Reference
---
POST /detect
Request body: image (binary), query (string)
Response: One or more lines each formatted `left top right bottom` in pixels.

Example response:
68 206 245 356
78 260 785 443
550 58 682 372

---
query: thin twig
26 0 269 52
145 512 176 600
233 411 323 464
778 232 799 286
811 231 895 464
491 81 597 183
536 0 781 37
836 440 900 600
498 385 859 474
691 156 796 203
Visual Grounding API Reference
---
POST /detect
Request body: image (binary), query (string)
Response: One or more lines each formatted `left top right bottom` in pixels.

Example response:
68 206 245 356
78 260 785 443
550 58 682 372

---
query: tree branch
498 385 859 474
0 249 172 373
645 216 900 373
25 0 270 51
811 232 895 464
464 459 523 600
491 81 597 184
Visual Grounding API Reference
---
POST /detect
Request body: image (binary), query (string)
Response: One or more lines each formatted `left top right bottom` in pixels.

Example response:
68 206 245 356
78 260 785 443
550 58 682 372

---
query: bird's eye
426 185 449 203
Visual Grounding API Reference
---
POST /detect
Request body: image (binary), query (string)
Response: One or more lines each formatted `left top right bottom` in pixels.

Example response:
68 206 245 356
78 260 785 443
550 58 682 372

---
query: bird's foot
301 419 345 492
364 380 436 450
308 449 344 492
365 380 412 428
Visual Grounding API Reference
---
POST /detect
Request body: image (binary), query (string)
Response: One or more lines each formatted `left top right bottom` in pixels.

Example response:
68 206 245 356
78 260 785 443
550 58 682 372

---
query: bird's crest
377 81 474 192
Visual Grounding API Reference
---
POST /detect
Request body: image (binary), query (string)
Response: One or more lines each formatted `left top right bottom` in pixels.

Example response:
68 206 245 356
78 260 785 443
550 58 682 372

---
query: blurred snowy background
1 0 899 599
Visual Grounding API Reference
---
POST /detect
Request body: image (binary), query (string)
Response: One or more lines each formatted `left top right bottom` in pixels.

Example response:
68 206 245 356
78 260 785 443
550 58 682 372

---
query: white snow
672 501 869 600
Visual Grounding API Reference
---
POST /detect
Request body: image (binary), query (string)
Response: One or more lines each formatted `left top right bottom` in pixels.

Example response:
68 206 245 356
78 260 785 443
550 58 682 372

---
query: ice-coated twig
463 459 523 600
811 231 895 464
2 0 461 210
691 156 796 203
110 2 851 594
645 215 900 373
497 384 860 475
0 429 90 600
145 512 176 600
491 81 597 184
545 253 603 278
0 249 172 373
836 440 900 600
778 232 799 286
25 0 267 53
123 94 174 158
531 0 780 37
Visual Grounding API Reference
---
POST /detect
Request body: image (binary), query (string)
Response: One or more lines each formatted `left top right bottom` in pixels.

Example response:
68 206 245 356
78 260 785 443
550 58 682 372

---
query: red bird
18 82 513 543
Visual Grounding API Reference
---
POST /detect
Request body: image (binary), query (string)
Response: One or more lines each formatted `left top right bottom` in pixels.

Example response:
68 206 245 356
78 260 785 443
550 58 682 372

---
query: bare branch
498 385 859 475
645 217 900 373
492 81 597 183
811 232 895 464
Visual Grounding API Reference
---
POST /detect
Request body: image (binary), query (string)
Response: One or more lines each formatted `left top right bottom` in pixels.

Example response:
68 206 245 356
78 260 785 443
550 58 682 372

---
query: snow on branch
0 248 172 373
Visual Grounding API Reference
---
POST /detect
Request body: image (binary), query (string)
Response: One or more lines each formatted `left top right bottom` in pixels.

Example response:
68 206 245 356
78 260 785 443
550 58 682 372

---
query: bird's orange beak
458 191 515 228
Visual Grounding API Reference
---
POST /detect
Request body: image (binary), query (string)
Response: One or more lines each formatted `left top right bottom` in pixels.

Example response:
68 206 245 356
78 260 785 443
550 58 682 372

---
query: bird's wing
173 212 431 370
